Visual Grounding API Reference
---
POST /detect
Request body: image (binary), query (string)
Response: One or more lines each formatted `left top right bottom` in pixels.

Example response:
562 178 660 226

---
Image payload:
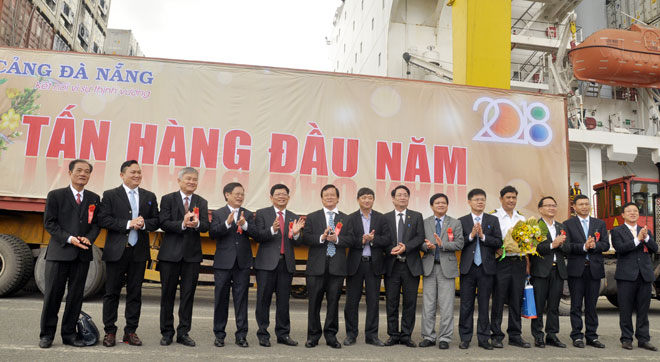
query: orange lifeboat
568 24 660 88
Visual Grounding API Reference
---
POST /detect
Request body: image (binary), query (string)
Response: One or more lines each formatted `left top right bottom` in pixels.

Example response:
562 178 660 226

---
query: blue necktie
327 211 336 257
474 216 482 266
435 218 442 262
128 190 138 246
582 219 589 260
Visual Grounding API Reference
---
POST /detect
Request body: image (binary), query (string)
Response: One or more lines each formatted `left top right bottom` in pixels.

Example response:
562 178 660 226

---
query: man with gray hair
157 167 209 347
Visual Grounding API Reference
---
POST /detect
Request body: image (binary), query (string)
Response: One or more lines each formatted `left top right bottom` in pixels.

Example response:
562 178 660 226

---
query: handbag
522 278 537 319
76 311 100 346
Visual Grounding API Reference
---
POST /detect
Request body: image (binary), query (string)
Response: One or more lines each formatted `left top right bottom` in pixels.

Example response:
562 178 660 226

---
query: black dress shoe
305 340 317 348
258 338 271 347
509 337 530 348
478 341 493 350
214 338 225 347
621 341 633 350
438 341 449 349
384 337 400 346
546 338 566 348
62 338 85 347
639 341 658 351
160 336 173 346
277 336 298 346
235 338 249 347
327 340 341 349
459 340 470 349
401 339 416 348
535 339 545 348
572 339 585 348
176 335 196 347
343 337 356 346
491 340 503 348
365 338 385 347
419 339 435 347
39 336 53 349
586 339 605 348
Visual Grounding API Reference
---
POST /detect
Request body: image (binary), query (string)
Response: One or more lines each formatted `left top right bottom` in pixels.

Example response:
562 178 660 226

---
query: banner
0 48 569 218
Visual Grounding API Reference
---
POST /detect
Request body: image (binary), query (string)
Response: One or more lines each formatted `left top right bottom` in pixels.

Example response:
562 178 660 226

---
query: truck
0 46 570 298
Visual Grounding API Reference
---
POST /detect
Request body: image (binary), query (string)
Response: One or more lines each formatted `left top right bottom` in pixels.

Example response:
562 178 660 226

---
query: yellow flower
0 108 20 130
5 88 19 99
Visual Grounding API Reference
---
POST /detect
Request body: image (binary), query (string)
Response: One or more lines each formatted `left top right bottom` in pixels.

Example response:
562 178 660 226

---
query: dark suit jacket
98 185 159 262
531 219 567 279
302 209 354 276
458 213 502 275
346 209 391 276
43 187 101 261
383 209 424 277
157 191 210 263
612 224 658 282
562 216 609 279
209 205 254 269
254 207 302 273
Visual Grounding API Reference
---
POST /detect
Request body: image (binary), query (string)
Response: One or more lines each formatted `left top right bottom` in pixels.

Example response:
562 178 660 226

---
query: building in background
104 28 142 56
0 0 110 53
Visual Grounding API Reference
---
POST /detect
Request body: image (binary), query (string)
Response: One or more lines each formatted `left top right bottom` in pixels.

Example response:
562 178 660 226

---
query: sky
107 0 342 71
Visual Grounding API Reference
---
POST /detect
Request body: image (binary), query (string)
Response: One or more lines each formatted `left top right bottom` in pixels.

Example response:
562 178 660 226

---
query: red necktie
278 211 285 254
76 193 81 205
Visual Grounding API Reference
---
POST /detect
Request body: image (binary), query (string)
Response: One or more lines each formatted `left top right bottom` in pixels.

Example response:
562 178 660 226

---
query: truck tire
34 245 106 299
558 280 571 316
0 234 34 297
606 294 619 307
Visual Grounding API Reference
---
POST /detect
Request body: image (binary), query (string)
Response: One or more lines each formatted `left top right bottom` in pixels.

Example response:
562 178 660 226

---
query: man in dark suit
157 167 209 347
302 184 354 349
99 160 159 347
562 194 608 349
383 185 424 348
531 196 568 348
253 184 305 347
458 188 503 350
612 202 658 351
210 182 254 348
39 159 101 349
343 187 390 347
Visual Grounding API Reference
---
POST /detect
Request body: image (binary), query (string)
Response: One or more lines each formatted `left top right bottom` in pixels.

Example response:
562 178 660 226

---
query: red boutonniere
88 204 95 224
334 222 343 236
288 221 294 239
594 231 600 241
193 207 200 219
447 227 454 241
561 230 566 236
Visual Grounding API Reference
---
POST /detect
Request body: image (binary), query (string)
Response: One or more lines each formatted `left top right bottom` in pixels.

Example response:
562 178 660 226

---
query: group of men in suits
38 161 658 351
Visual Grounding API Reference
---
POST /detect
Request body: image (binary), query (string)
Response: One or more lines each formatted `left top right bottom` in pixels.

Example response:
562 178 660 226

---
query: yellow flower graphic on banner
6 88 19 99
0 108 20 130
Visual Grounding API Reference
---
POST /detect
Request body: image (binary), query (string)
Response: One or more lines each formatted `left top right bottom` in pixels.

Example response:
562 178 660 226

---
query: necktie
435 218 442 262
76 193 82 205
278 211 285 254
397 213 404 243
327 211 336 257
184 196 190 211
582 219 590 260
474 216 482 266
128 190 138 246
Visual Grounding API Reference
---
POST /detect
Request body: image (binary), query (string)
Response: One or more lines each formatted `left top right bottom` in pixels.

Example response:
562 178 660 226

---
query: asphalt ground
2 284 660 361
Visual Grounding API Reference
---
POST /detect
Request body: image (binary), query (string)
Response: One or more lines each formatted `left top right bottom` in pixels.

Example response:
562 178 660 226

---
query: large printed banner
0 48 568 218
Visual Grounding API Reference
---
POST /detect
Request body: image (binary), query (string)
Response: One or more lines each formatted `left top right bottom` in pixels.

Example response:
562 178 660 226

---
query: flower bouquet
497 216 548 260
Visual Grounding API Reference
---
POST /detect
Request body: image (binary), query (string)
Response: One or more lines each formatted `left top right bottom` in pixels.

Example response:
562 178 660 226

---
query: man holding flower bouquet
531 196 568 348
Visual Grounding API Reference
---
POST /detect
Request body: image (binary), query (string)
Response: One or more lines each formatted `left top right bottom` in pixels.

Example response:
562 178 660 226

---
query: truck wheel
0 234 34 297
35 245 106 299
606 294 619 307
558 280 570 316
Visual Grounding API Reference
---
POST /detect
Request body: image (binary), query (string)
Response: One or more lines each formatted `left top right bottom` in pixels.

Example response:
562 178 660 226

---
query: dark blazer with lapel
562 216 609 279
383 209 425 277
346 209 391 276
157 191 210 263
254 207 301 274
98 185 159 262
302 209 354 277
531 219 568 279
209 205 254 269
458 213 502 275
43 187 101 261
612 224 658 282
